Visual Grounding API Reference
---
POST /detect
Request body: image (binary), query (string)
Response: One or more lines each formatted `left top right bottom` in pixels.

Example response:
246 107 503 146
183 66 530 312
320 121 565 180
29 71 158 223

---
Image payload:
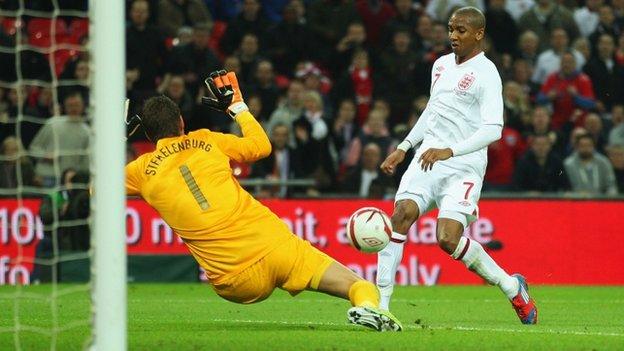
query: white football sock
376 232 406 310
451 236 519 299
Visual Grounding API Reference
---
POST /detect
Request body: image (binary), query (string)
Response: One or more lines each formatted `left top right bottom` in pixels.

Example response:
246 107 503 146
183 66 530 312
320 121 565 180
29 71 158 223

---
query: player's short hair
451 6 485 30
141 95 181 142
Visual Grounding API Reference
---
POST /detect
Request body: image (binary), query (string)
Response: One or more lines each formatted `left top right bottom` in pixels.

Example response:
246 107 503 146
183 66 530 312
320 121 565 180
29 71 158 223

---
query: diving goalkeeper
125 70 402 331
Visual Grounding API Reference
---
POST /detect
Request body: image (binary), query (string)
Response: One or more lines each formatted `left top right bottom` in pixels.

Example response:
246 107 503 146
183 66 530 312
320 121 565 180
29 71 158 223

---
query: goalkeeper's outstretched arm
202 70 271 162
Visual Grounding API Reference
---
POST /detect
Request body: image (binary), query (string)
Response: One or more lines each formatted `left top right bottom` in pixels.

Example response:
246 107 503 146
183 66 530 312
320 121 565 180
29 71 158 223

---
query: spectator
616 32 624 65
526 106 567 157
37 169 91 261
381 0 418 47
583 34 624 112
330 99 359 167
333 49 374 126
532 28 585 85
127 0 167 92
607 145 624 192
294 90 328 142
515 30 540 66
574 0 603 38
59 58 90 105
503 81 531 133
378 30 420 125
588 5 621 52
223 55 242 76
615 0 624 26
250 123 302 198
332 22 372 77
536 51 596 130
354 0 396 49
341 142 393 198
166 23 221 94
510 58 540 101
413 14 434 54
512 134 568 192
264 1 313 75
248 60 280 122
29 92 90 187
220 0 269 55
295 62 333 101
517 0 579 52
573 37 592 65
485 0 518 55
0 136 37 189
307 0 359 63
485 113 526 191
420 23 451 86
584 112 608 154
292 91 335 194
506 0 535 22
564 133 618 195
31 87 54 119
163 75 194 126
157 0 212 38
345 109 396 168
236 33 262 85
608 104 624 146
266 79 305 143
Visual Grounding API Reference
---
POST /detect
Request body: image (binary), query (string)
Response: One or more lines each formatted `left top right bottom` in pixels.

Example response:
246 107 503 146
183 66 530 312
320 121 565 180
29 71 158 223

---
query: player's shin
376 232 406 310
452 236 519 299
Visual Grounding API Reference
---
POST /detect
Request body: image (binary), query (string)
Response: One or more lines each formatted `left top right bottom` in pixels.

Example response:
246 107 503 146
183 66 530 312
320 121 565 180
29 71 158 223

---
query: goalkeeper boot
510 274 538 324
347 306 403 332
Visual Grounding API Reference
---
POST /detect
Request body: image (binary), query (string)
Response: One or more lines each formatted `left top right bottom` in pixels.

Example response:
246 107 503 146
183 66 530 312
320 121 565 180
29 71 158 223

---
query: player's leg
377 162 435 311
272 235 402 331
313 261 403 331
376 199 420 310
437 173 537 324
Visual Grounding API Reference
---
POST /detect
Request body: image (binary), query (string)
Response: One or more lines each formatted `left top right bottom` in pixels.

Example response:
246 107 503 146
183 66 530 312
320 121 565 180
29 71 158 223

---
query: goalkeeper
125 70 402 332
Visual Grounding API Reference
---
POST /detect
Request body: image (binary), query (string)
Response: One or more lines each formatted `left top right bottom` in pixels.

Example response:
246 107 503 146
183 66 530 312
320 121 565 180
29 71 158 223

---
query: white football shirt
415 52 503 175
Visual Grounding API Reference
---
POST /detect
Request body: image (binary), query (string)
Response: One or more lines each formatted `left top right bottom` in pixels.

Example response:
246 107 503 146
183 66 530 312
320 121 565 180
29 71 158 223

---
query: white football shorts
395 160 482 228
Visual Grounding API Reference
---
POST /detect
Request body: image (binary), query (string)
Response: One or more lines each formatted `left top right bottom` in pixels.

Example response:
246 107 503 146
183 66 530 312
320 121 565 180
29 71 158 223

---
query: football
346 207 392 253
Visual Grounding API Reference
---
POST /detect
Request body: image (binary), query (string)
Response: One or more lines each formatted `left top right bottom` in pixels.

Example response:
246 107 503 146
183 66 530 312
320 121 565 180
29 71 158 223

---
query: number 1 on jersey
179 165 210 211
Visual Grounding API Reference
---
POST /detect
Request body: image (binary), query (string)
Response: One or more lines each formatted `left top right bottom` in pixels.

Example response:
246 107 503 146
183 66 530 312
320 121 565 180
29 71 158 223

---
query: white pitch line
207 318 624 338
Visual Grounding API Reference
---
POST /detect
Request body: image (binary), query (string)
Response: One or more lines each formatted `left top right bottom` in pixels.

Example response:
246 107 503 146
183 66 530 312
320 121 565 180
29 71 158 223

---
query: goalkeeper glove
202 70 249 118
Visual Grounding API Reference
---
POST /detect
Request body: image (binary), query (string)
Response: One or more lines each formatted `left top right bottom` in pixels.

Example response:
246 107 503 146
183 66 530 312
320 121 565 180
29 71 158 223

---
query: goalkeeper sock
348 280 379 308
452 236 519 299
376 233 406 310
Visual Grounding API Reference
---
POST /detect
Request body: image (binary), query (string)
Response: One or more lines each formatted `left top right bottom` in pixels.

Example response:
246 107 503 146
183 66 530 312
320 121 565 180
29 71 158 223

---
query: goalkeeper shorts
210 234 334 304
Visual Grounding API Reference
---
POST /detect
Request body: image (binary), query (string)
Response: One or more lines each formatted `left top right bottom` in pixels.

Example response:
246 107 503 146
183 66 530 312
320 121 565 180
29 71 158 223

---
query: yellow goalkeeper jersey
125 112 293 283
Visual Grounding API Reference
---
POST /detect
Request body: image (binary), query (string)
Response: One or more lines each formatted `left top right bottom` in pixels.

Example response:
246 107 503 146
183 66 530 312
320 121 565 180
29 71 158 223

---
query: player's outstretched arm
202 70 271 162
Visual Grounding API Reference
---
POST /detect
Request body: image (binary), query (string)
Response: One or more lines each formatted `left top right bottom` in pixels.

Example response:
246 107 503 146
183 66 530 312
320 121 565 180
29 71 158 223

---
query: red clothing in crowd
539 71 595 130
486 127 526 186
350 66 373 125
355 0 396 47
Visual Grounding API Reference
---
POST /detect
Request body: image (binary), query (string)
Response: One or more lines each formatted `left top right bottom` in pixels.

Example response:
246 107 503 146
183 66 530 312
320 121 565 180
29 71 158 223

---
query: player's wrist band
397 140 412 152
227 102 249 118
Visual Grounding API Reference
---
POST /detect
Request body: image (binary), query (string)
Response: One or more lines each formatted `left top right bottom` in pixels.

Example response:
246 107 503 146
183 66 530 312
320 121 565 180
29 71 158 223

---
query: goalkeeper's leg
313 261 402 331
376 199 419 310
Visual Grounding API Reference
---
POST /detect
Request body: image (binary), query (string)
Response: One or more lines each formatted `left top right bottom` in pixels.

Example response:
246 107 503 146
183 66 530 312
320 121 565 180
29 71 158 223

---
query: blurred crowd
1 0 624 199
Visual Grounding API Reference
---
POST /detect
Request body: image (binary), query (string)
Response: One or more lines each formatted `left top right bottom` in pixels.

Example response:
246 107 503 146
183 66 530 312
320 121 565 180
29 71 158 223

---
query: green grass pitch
1 284 623 350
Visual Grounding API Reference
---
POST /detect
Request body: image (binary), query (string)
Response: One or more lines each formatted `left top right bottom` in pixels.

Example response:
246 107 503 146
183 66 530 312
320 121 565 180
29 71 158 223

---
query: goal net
0 0 126 350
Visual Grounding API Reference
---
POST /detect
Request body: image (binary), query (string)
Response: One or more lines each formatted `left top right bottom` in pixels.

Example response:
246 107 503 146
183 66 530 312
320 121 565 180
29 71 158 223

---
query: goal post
90 0 126 350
